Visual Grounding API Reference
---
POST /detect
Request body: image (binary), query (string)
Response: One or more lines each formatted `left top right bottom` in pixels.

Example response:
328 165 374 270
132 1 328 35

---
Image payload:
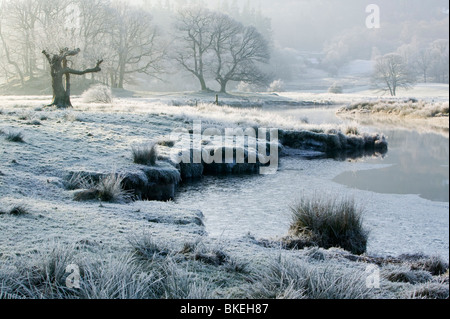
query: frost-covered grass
339 100 449 119
289 195 369 255
0 93 447 299
248 255 375 299
132 143 158 166
1 239 446 299
96 173 131 203
5 131 24 143
0 205 30 216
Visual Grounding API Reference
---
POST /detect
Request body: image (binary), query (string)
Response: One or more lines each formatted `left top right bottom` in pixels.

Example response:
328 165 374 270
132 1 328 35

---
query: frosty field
0 88 448 299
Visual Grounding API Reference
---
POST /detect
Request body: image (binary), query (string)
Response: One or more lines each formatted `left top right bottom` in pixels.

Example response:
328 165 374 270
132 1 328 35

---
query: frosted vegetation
0 95 448 299
0 237 447 299
339 100 449 119
0 0 448 300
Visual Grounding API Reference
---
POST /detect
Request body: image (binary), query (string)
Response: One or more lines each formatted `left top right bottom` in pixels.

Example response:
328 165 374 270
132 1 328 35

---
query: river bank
0 92 448 299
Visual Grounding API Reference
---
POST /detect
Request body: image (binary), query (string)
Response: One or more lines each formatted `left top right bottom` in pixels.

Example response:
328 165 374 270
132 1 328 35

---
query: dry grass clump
0 242 220 300
248 256 374 299
289 195 369 255
132 143 158 166
0 205 30 216
96 173 131 202
73 173 132 203
408 281 449 299
5 131 24 143
65 172 94 191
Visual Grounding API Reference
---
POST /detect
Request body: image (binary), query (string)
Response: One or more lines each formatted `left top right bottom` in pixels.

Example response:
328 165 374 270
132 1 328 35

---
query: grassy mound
289 195 369 255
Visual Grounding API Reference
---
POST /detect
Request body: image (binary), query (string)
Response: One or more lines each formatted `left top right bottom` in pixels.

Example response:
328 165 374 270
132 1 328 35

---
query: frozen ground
0 88 448 299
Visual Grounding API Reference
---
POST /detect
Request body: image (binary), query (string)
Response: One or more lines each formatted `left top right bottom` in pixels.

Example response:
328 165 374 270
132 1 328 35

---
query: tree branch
63 60 103 75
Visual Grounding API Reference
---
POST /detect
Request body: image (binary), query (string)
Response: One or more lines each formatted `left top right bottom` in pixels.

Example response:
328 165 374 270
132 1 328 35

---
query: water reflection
334 129 449 202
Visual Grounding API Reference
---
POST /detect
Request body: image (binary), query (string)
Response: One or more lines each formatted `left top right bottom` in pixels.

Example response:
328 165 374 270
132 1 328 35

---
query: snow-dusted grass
5 131 24 143
0 205 30 216
0 92 447 299
0 235 448 299
339 100 449 119
96 173 131 203
248 255 375 299
132 143 158 166
289 195 369 255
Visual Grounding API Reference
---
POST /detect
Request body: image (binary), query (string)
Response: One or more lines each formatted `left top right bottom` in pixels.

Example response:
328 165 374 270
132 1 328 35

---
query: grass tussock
408 281 449 299
73 173 132 203
96 173 132 203
289 195 369 255
248 255 375 299
0 205 30 217
132 143 158 166
398 254 449 276
130 235 248 274
5 131 24 143
65 172 94 191
0 242 219 299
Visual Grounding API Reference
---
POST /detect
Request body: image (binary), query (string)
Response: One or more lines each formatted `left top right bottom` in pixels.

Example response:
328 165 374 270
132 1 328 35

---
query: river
174 106 449 260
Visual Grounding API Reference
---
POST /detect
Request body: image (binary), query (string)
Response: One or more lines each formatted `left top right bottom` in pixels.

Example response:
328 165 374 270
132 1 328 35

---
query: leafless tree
212 13 270 93
415 49 432 83
42 48 102 108
372 53 415 96
429 39 449 84
173 7 216 91
1 0 42 79
0 19 24 85
107 2 164 89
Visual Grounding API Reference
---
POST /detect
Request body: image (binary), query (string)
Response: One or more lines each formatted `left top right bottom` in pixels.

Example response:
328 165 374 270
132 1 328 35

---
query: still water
174 107 449 259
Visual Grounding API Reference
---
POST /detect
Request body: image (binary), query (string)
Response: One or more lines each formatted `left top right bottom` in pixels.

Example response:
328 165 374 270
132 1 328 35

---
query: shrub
289 195 369 255
268 79 284 92
328 82 343 94
81 84 113 103
132 143 158 166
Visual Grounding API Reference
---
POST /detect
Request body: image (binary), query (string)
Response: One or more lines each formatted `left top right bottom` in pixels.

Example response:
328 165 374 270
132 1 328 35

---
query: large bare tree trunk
42 48 103 108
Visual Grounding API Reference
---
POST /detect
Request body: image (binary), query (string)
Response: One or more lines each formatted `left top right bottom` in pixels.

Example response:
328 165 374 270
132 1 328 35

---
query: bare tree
4 0 42 79
429 39 449 84
0 19 24 85
212 14 270 93
372 53 415 96
107 2 164 89
415 48 432 83
173 7 215 91
42 48 103 108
